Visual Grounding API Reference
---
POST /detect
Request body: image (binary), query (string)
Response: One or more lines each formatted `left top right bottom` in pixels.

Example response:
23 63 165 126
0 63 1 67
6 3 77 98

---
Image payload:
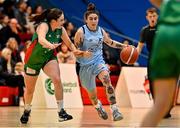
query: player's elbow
38 36 42 42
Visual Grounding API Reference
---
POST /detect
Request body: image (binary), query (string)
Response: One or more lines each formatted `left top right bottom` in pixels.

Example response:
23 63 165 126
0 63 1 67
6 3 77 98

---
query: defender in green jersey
141 0 180 126
20 8 91 124
24 23 63 75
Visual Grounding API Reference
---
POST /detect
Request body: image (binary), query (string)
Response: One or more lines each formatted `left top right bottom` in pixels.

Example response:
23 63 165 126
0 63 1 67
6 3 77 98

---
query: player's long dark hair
29 8 63 25
84 3 99 20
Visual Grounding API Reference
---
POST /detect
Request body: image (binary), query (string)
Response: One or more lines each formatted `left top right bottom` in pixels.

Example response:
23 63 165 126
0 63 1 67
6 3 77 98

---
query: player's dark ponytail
84 3 99 20
29 9 50 25
29 8 63 25
87 3 96 11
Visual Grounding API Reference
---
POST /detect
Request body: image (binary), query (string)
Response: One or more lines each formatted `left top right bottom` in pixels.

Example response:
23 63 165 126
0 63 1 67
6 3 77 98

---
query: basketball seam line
126 47 134 64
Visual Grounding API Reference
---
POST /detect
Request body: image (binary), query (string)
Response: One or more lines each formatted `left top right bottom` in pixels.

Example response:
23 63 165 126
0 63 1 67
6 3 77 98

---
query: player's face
146 12 158 27
86 13 99 30
56 14 65 28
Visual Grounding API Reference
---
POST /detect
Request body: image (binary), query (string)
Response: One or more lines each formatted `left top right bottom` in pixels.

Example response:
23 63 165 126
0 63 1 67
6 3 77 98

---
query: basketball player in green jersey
141 0 180 126
20 8 91 124
137 7 171 119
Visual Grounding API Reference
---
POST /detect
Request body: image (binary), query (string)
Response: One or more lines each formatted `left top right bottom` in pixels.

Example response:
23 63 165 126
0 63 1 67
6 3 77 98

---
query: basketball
120 46 139 65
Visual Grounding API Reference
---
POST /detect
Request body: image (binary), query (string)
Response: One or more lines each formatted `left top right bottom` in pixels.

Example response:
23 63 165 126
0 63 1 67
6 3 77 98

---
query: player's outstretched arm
102 29 127 49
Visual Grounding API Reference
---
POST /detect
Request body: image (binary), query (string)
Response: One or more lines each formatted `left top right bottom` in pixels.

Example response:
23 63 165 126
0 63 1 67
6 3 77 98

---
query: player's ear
51 19 57 24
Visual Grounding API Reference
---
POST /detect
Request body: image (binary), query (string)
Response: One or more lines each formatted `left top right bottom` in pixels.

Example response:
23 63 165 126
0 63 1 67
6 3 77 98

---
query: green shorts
150 24 180 80
24 41 57 76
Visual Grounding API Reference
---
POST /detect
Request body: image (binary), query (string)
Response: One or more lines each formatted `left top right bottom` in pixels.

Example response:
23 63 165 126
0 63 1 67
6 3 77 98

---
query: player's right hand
43 42 60 50
73 50 92 58
83 51 92 58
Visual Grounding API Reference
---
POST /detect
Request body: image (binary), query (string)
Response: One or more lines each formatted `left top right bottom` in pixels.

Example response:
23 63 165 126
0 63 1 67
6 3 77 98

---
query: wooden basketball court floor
0 105 179 127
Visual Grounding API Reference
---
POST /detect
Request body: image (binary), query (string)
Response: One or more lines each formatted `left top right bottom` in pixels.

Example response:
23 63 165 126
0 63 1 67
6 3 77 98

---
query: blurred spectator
0 14 9 30
26 6 32 16
33 5 43 15
57 43 76 64
14 0 27 33
14 61 24 75
0 18 21 50
25 6 35 34
0 47 25 106
63 21 76 42
6 37 22 63
1 0 16 18
20 40 31 63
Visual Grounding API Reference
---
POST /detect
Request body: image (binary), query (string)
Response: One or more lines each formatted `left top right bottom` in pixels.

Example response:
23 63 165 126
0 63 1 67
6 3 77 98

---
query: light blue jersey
77 25 104 66
77 25 109 91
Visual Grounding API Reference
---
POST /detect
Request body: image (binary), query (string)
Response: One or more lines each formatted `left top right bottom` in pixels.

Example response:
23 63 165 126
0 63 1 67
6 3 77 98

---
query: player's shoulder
99 26 104 31
38 22 49 28
142 25 149 31
76 27 84 34
140 25 150 33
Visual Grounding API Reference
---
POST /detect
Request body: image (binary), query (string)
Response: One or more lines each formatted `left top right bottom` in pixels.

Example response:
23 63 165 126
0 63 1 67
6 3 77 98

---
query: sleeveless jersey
77 25 104 66
24 22 62 71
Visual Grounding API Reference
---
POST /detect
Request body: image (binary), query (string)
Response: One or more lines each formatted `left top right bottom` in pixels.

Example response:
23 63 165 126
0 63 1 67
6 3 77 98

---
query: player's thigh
43 59 60 80
153 78 177 109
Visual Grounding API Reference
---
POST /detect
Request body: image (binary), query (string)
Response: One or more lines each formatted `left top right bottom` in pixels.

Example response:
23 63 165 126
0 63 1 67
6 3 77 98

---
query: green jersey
24 22 63 75
159 0 180 24
150 0 180 80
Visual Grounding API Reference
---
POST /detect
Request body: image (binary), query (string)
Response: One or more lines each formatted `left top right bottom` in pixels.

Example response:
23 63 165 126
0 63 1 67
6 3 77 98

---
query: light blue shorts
79 61 109 92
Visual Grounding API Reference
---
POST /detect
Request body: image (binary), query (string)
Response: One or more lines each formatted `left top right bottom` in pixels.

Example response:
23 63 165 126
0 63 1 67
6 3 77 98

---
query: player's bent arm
74 28 91 58
102 29 126 49
150 0 162 8
37 23 54 49
61 27 76 51
74 28 84 48
73 28 84 57
136 42 144 54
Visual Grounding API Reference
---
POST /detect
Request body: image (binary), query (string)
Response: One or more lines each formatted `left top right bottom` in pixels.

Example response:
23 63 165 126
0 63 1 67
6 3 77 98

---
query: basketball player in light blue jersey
74 3 127 121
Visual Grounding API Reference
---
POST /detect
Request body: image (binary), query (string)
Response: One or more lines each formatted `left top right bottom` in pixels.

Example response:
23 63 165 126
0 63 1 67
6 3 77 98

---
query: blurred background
0 0 153 67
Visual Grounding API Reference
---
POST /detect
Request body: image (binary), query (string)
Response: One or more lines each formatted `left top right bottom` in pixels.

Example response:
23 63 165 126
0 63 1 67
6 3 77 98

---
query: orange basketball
120 46 139 65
